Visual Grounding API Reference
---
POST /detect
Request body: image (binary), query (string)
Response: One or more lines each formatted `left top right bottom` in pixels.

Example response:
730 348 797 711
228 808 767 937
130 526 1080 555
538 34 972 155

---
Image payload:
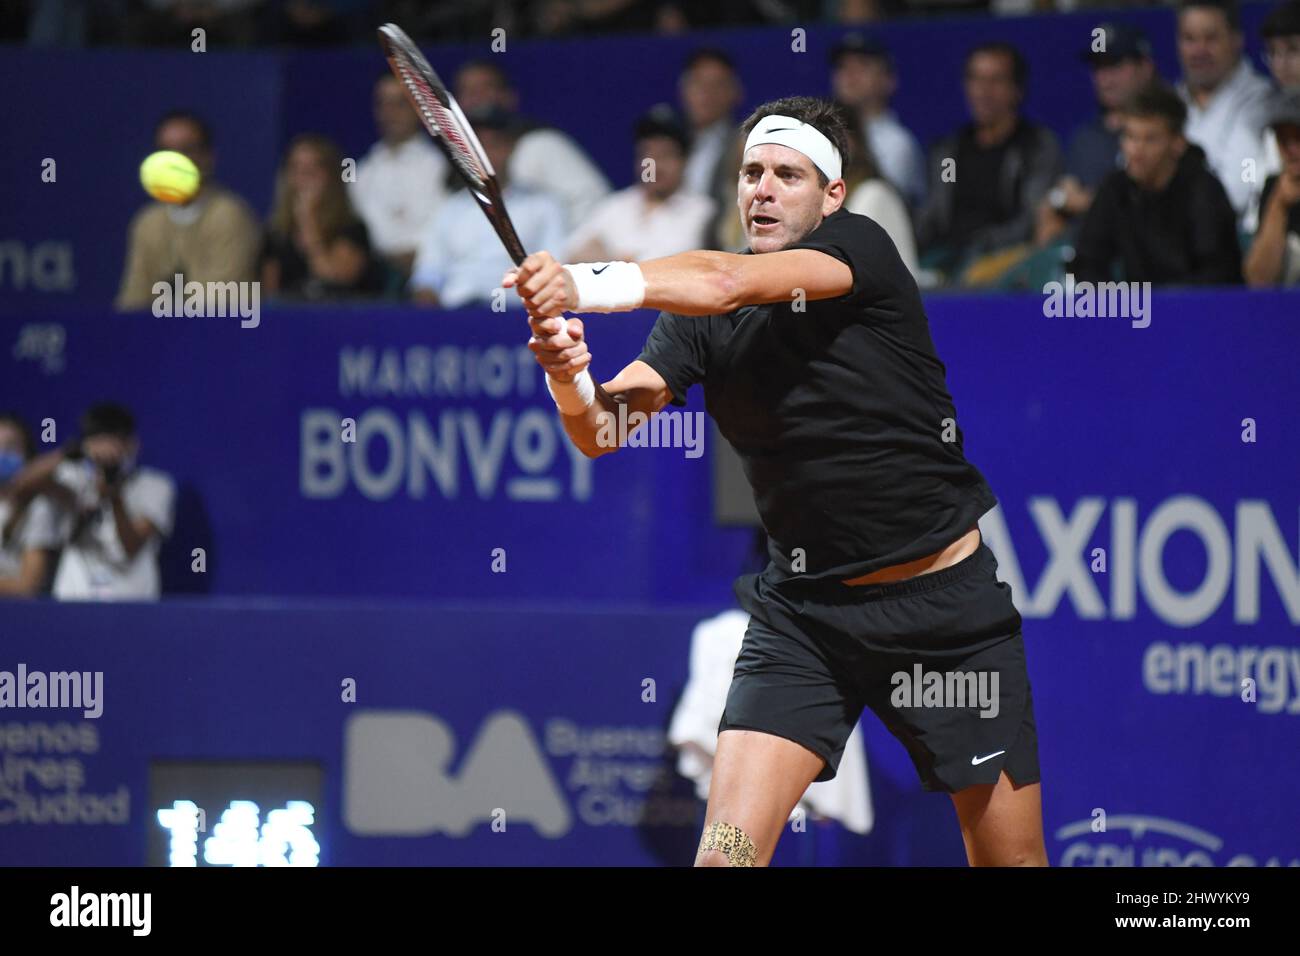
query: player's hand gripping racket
377 23 577 348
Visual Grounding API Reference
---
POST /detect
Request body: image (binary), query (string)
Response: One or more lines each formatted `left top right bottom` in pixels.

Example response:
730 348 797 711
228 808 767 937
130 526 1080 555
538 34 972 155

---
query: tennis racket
377 23 577 348
378 23 527 264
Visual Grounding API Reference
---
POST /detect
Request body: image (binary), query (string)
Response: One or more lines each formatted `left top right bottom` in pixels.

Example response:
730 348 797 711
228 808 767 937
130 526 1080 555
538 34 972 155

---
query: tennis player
506 96 1046 868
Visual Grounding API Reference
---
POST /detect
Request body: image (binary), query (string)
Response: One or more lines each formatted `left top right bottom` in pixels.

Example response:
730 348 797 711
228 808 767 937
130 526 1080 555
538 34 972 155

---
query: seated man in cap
1036 23 1156 246
1244 90 1300 286
565 106 716 264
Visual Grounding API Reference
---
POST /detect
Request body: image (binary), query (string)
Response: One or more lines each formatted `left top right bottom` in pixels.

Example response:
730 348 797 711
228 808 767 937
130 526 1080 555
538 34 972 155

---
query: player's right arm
528 315 671 459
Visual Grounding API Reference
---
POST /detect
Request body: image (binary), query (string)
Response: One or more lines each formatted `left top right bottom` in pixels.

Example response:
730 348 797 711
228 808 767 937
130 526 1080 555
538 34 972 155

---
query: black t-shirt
636 207 997 587
951 128 1014 243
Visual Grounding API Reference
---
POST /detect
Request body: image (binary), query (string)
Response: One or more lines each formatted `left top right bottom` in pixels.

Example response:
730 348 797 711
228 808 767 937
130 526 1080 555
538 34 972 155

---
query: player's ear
822 178 847 216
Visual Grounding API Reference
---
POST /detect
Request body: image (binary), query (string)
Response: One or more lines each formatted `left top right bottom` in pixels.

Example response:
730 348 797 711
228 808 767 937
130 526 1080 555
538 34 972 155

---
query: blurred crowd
110 0 1300 310
7 0 1249 48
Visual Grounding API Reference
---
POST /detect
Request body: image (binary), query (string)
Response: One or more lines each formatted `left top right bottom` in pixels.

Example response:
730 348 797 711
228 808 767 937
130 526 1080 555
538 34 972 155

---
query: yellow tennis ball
139 150 200 204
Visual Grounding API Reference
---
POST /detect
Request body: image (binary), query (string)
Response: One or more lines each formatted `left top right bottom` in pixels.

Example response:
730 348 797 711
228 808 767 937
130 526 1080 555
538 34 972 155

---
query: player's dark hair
1261 0 1300 39
1177 0 1241 31
456 58 513 92
0 412 35 460
154 110 213 150
739 96 850 188
965 42 1028 90
683 47 737 75
80 402 136 440
1122 81 1188 134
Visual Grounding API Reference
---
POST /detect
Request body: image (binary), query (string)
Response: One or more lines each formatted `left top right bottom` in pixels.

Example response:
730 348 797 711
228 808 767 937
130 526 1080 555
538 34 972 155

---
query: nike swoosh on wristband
970 750 1006 766
592 264 610 275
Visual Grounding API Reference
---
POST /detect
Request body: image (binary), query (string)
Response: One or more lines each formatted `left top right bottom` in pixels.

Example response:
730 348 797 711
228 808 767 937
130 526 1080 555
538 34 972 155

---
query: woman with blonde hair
261 133 384 300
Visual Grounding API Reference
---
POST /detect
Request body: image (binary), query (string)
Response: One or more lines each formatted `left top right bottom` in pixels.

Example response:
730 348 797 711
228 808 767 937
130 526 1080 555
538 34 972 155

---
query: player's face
738 144 831 253
1177 9 1241 90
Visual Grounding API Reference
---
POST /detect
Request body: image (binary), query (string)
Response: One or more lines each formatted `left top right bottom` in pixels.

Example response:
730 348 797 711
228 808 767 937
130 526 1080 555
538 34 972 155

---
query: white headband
743 113 843 182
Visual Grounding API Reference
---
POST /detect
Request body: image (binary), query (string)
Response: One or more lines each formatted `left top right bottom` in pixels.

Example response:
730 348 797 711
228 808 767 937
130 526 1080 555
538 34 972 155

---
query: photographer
27 403 176 602
0 413 61 597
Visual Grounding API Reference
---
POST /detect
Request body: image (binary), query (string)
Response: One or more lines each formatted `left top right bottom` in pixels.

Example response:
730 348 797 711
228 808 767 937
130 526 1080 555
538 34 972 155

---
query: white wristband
563 261 646 313
545 368 596 416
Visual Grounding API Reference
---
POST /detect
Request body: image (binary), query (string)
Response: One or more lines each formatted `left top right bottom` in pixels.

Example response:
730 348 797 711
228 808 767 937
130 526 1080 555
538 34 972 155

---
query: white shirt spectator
410 185 567 309
864 111 927 209
50 461 175 602
1179 59 1274 218
683 119 732 197
509 128 610 230
668 608 873 835
349 135 449 258
565 186 715 262
846 178 920 279
0 496 61 579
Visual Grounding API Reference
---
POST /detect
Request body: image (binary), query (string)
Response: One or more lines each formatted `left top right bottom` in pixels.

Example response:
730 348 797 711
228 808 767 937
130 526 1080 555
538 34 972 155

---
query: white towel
668 608 873 835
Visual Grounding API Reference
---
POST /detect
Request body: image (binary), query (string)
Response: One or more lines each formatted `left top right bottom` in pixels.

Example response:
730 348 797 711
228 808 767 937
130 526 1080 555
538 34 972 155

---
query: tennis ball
139 150 200 204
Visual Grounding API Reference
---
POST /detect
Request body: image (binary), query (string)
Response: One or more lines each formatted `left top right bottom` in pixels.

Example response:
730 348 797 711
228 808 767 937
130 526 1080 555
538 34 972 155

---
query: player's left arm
638 249 852 315
509 248 852 318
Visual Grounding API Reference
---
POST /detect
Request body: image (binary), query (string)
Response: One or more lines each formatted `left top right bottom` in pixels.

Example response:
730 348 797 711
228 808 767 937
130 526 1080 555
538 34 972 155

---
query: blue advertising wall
0 1 1281 310
1 290 1297 865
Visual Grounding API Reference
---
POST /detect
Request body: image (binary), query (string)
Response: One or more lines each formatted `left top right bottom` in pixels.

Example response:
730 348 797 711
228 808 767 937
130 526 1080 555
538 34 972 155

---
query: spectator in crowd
1175 0 1273 220
829 33 926 209
1036 22 1155 246
835 102 920 277
274 0 367 45
1072 82 1242 285
565 105 715 263
261 133 385 300
1263 1 1300 92
0 414 60 598
915 42 1062 282
453 59 610 228
1244 90 1300 286
116 111 261 310
1246 1 1300 229
677 49 749 250
128 0 267 46
349 73 450 286
678 48 744 198
19 403 176 602
409 108 567 309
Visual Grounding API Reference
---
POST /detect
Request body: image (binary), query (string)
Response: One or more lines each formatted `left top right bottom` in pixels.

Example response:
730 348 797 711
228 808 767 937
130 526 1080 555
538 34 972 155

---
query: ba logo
343 710 571 837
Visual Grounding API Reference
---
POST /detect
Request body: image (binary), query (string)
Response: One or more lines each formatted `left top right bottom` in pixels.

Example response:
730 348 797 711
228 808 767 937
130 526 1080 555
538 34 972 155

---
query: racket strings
393 57 487 188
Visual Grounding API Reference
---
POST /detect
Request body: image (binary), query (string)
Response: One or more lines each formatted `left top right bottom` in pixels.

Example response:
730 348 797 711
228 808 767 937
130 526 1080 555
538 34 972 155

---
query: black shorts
721 541 1040 793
